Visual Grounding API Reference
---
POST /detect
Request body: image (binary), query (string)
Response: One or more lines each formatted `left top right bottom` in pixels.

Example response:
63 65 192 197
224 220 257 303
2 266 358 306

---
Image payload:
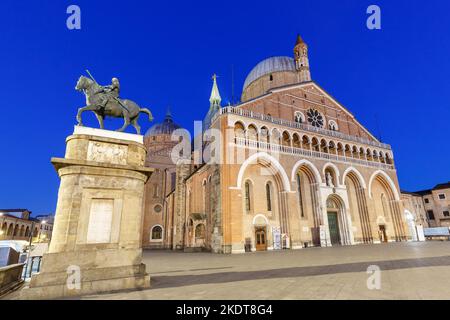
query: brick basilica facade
142 35 411 253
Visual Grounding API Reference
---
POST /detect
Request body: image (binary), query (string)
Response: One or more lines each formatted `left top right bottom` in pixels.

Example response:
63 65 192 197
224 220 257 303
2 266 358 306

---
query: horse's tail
139 108 154 122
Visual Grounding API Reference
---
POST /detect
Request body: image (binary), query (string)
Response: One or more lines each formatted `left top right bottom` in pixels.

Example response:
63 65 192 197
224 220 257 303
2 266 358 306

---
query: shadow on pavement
150 255 450 289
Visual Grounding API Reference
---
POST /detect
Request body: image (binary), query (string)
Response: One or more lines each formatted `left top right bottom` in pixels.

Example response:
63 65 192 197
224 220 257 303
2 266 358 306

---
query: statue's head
112 77 119 85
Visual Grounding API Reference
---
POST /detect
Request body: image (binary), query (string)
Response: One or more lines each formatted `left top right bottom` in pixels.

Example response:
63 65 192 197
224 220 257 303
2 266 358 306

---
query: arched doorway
326 195 351 246
255 228 266 251
326 197 341 245
253 214 269 251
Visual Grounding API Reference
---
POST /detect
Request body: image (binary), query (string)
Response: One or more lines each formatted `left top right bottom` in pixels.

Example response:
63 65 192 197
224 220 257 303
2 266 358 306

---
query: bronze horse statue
75 76 153 134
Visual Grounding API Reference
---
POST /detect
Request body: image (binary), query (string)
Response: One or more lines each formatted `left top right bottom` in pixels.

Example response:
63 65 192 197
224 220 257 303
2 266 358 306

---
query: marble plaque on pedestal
86 199 114 244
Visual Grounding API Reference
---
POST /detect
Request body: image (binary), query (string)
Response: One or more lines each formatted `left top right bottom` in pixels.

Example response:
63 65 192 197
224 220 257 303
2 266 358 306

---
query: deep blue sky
1 0 449 214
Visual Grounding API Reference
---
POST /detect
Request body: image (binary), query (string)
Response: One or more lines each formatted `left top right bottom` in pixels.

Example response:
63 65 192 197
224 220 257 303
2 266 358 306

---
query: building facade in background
405 182 450 228
0 209 52 243
142 111 181 249
142 35 411 253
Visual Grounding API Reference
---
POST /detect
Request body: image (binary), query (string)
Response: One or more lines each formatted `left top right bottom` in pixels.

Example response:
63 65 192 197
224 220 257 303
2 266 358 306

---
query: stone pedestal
21 127 153 299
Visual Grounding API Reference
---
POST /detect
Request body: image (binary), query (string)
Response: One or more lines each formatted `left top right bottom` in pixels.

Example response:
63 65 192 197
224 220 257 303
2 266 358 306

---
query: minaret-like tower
209 73 222 110
294 34 311 82
203 74 222 130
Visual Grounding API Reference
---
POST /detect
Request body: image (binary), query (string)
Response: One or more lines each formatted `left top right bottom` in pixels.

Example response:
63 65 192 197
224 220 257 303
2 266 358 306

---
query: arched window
271 129 281 145
296 174 305 218
1 222 7 234
7 224 13 236
282 131 291 146
328 120 338 131
260 127 270 143
245 181 251 212
247 124 258 140
151 225 163 241
294 111 305 124
266 183 272 211
234 122 245 138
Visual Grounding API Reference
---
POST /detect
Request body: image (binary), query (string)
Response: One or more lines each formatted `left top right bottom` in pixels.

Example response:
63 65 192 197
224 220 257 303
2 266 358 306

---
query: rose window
307 109 324 128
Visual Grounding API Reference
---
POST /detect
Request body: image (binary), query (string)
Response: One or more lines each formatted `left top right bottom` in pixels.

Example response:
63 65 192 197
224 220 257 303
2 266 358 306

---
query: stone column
21 127 153 299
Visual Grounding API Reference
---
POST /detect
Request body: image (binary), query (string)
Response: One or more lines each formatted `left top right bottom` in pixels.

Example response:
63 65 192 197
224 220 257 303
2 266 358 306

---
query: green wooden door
327 212 340 245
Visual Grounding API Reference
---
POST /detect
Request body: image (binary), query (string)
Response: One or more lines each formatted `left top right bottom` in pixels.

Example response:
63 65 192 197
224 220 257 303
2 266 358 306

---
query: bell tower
294 34 311 82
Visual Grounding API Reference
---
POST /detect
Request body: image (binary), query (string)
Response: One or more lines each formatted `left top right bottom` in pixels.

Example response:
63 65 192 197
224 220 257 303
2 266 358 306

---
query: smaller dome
145 110 181 136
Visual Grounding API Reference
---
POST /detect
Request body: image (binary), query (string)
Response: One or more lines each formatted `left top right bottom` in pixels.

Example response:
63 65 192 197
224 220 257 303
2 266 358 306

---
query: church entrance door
327 212 341 245
255 227 267 251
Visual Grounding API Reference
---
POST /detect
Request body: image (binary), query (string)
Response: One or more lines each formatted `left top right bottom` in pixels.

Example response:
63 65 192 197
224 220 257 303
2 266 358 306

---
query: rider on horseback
76 72 154 134
98 78 119 106
94 76 129 113
101 77 120 99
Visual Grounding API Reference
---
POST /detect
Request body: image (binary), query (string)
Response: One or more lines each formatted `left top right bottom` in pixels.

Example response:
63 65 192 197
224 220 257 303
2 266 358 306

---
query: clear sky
1 0 449 215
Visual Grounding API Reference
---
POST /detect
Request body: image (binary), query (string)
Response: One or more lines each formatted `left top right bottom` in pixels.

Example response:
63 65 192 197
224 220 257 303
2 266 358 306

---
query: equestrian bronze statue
75 72 153 134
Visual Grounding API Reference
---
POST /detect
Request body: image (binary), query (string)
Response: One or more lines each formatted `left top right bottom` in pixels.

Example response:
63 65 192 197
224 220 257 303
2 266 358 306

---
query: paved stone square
75 242 450 300
5 242 450 300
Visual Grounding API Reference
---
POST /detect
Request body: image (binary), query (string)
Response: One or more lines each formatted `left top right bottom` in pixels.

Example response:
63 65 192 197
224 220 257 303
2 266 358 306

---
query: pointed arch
343 167 372 243
322 162 341 185
368 170 400 200
326 194 352 245
341 167 367 189
291 159 322 184
247 123 258 140
252 214 269 226
235 152 291 191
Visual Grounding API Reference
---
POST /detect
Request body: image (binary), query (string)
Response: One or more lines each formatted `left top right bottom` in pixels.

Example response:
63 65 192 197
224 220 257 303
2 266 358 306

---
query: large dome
243 56 296 91
145 111 181 136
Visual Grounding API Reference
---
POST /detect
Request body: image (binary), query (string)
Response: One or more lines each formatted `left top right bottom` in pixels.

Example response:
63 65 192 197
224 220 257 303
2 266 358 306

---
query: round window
154 205 162 213
307 108 324 128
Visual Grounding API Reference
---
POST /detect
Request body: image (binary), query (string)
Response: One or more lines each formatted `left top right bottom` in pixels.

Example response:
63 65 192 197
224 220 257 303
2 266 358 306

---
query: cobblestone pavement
79 242 450 300
6 242 450 300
